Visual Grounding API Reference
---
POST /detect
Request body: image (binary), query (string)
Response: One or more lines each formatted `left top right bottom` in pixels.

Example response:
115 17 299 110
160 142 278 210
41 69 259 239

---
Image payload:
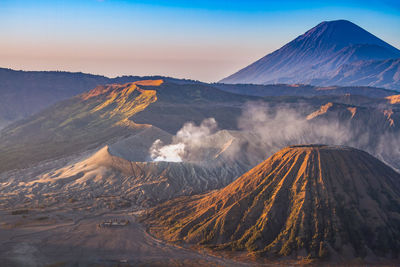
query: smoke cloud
149 101 400 171
237 102 400 171
238 102 358 152
150 118 219 162
375 132 400 171
150 140 185 162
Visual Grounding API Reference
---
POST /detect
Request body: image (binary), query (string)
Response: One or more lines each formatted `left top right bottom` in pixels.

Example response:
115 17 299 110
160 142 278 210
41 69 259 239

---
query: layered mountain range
1 79 400 173
1 19 400 266
0 68 197 129
220 20 400 90
1 79 400 213
1 77 400 265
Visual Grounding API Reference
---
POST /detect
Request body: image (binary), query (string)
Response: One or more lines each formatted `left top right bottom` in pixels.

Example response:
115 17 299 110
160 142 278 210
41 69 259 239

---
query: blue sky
0 0 399 81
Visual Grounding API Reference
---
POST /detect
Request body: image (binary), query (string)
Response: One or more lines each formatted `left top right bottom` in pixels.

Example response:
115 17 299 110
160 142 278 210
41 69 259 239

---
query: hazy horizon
1 0 400 82
2 2 400 265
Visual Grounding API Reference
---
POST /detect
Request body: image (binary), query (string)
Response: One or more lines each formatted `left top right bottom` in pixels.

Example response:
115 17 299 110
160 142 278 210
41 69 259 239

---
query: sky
0 0 400 82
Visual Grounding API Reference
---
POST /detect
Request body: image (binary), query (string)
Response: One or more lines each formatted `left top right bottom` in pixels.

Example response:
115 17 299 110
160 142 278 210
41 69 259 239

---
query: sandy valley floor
0 207 250 267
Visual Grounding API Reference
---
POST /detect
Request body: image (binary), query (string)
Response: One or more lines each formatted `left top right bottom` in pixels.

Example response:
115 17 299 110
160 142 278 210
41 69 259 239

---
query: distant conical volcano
220 20 400 89
143 145 400 261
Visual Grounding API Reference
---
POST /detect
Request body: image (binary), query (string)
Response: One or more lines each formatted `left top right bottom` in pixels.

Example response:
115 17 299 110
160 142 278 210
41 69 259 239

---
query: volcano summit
143 145 400 263
221 20 400 89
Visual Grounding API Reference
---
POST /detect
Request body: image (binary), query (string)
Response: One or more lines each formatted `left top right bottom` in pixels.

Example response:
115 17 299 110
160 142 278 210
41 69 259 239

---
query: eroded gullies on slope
143 145 400 264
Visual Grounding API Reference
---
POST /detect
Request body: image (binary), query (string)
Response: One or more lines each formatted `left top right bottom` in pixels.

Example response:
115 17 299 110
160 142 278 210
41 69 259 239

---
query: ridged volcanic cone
143 145 400 261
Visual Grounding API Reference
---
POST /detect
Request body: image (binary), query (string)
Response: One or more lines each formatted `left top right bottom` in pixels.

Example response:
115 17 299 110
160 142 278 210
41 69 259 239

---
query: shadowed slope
0 79 256 173
322 58 400 90
220 20 400 89
0 67 195 128
143 145 400 261
0 81 159 172
0 68 110 129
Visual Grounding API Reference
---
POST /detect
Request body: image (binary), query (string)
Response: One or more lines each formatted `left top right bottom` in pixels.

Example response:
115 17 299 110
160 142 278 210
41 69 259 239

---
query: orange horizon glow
1 0 399 82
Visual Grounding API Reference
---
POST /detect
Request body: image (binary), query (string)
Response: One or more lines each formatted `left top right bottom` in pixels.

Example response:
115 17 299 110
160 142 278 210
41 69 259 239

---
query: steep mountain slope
299 101 400 170
0 68 201 129
0 68 109 129
143 145 400 262
0 80 256 173
320 58 400 90
0 80 160 172
220 20 400 89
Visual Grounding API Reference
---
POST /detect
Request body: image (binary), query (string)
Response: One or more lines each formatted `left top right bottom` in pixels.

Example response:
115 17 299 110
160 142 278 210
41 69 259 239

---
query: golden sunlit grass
306 102 333 120
91 84 157 118
383 109 395 126
133 79 164 86
385 94 400 104
347 107 357 118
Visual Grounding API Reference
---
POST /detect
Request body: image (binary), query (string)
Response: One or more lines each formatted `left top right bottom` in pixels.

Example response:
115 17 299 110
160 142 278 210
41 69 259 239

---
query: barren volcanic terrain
143 145 400 265
2 6 400 266
2 78 400 266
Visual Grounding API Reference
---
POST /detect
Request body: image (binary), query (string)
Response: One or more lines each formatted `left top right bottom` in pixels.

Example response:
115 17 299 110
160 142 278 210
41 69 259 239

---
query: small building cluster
99 219 130 228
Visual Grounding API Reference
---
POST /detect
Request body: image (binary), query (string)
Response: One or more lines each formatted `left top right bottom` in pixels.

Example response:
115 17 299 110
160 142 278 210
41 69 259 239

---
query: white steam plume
237 102 400 171
149 101 400 171
150 140 185 162
237 102 358 152
150 118 218 162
